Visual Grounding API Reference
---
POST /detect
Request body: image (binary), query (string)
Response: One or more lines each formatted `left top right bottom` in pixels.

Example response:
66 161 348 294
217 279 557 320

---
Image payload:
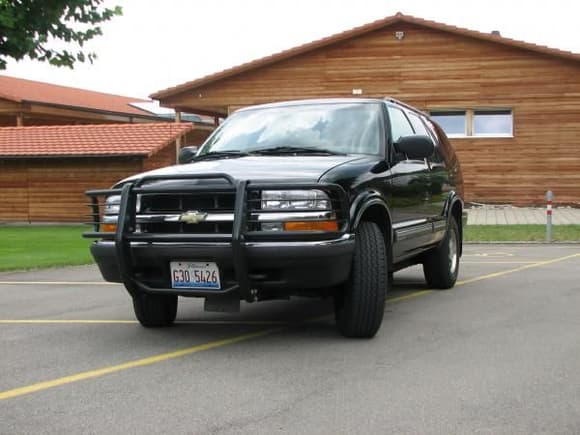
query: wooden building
0 75 167 126
0 123 213 222
152 13 580 206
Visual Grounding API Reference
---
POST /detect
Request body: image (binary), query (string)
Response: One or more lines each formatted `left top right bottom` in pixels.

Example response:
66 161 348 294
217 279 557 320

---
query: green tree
0 0 122 69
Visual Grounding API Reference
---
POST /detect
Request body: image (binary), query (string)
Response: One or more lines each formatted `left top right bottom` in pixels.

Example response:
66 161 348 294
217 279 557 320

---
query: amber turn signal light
283 220 339 232
101 223 117 233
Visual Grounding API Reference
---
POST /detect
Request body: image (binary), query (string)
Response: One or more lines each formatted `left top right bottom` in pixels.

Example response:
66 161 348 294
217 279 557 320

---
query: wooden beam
175 111 182 163
172 105 228 118
28 103 134 123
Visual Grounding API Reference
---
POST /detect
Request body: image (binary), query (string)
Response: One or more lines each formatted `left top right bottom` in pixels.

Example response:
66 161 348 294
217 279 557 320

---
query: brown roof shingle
0 75 153 117
151 12 580 100
0 123 194 158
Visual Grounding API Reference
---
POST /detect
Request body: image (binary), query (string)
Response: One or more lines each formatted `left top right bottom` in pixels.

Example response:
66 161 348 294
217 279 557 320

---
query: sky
4 0 580 101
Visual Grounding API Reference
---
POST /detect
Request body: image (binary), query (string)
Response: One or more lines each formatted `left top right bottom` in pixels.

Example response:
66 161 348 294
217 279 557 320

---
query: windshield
199 102 383 156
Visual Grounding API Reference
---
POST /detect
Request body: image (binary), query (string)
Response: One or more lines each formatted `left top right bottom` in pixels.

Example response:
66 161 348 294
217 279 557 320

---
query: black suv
85 98 465 338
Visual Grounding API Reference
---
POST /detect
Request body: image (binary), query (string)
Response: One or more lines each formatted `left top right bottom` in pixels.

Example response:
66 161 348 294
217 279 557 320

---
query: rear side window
424 118 449 164
387 107 414 142
406 112 430 136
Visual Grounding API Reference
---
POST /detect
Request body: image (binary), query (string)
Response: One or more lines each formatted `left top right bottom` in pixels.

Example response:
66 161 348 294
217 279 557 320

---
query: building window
429 111 467 137
473 110 513 136
430 108 513 138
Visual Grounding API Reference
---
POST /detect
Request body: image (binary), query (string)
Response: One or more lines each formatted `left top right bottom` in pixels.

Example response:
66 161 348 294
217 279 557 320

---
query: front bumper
91 235 355 297
85 173 353 299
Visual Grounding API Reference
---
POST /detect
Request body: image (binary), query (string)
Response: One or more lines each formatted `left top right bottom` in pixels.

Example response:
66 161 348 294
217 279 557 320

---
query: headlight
104 195 121 215
101 195 120 232
261 190 330 210
259 189 338 232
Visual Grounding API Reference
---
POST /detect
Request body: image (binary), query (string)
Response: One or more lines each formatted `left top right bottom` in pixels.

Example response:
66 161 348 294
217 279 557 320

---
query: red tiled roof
151 12 580 100
0 123 194 158
0 75 153 117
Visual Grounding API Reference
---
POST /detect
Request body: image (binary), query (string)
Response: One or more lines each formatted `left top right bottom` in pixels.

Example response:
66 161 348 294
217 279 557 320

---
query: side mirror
178 146 199 164
394 135 434 160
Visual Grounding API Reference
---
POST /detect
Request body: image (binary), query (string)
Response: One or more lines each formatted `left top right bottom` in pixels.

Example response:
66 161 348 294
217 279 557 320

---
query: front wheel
133 293 178 327
334 221 388 338
422 218 460 289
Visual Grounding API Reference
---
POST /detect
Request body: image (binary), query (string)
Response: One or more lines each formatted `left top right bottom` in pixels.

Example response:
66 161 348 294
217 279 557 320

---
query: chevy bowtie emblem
179 210 208 224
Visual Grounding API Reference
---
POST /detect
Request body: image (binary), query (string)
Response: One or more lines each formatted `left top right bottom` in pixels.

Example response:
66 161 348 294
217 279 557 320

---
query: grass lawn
0 224 578 272
465 224 580 242
0 225 93 272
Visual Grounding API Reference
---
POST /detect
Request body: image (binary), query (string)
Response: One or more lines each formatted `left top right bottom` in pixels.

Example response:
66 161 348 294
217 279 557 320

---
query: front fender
350 190 393 235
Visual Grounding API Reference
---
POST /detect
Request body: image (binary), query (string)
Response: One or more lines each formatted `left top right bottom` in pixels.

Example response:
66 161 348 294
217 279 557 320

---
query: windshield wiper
250 146 346 156
191 150 250 162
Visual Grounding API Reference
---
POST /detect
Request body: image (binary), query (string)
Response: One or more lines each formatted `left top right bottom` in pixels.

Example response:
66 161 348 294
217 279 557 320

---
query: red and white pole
546 190 554 242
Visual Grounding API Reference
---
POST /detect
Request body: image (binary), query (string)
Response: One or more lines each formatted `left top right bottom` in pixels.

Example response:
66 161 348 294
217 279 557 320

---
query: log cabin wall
162 22 580 206
142 143 176 172
0 141 190 222
0 160 28 221
0 157 142 222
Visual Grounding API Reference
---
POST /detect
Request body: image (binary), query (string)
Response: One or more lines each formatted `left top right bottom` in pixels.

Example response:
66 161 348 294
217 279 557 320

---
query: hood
118 155 365 186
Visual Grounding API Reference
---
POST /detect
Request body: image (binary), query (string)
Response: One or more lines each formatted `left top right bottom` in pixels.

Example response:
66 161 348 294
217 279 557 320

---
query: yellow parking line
0 328 281 401
0 281 117 286
462 261 538 264
456 253 580 286
386 290 433 303
0 319 287 326
0 251 578 401
0 320 137 324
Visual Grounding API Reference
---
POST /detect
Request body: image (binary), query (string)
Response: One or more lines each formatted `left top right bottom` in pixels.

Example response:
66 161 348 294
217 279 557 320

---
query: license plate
170 261 221 289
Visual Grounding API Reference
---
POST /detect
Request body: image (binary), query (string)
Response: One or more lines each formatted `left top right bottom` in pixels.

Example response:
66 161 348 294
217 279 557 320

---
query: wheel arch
351 196 393 271
446 194 464 257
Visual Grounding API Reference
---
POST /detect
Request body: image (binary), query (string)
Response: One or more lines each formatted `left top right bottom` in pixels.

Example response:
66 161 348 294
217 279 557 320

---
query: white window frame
472 109 513 138
429 108 514 138
429 110 468 138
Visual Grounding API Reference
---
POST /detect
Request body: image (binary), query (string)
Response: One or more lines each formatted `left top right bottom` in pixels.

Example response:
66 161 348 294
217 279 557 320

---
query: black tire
334 221 388 338
422 218 460 289
133 293 178 327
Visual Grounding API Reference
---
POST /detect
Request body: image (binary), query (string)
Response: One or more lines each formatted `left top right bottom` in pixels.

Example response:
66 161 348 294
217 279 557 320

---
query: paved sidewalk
467 206 580 225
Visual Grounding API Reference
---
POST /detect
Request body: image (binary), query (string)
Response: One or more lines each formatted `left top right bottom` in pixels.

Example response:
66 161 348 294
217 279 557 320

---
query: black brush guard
85 173 350 300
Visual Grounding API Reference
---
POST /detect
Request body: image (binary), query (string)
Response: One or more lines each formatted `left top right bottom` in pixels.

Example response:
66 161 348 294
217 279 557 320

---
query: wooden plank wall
164 23 580 206
185 128 213 147
1 148 176 222
0 158 142 222
0 139 221 222
0 160 29 220
142 143 175 172
141 130 213 173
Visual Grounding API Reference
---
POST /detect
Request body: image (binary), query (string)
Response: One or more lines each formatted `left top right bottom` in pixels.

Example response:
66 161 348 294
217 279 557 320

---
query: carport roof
0 123 194 158
0 75 154 118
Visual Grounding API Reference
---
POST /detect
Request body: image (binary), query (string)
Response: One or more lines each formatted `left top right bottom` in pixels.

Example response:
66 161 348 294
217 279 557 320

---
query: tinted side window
424 118 446 164
407 112 430 136
387 106 414 142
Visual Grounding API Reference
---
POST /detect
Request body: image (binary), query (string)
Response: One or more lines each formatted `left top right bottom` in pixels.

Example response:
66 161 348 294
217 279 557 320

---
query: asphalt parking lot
1 244 579 434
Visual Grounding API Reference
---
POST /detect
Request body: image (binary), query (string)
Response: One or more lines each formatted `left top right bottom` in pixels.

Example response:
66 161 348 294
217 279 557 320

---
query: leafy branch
0 0 122 69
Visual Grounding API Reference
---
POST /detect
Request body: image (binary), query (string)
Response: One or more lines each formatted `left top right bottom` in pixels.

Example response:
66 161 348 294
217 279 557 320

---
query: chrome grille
137 192 235 234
